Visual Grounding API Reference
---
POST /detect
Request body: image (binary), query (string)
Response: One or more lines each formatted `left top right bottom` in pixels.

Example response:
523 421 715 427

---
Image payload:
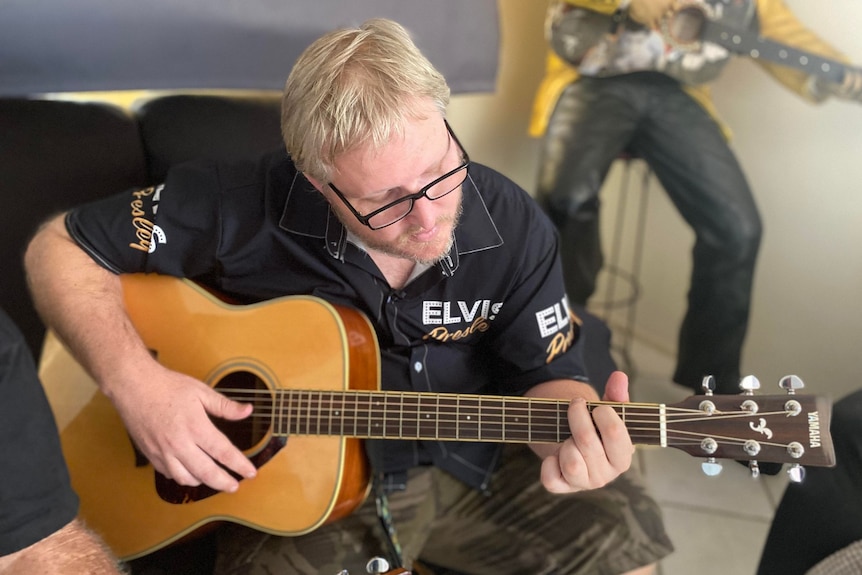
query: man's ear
303 173 324 192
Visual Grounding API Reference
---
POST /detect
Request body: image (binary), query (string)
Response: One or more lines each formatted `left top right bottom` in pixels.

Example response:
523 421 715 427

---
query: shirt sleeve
65 159 224 278
0 309 79 556
481 185 610 397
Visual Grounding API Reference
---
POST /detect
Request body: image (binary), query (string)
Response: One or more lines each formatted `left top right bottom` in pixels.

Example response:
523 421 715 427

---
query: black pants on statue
757 389 862 574
536 72 762 394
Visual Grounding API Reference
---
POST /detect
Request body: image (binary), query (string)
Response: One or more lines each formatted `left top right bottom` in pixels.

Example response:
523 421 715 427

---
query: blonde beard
339 202 462 265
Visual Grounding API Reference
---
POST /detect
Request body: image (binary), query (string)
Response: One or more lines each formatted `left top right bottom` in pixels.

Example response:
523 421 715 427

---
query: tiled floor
622 337 790 575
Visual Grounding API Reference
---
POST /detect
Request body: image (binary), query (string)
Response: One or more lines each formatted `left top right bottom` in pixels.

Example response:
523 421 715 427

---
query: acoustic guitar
40 273 835 560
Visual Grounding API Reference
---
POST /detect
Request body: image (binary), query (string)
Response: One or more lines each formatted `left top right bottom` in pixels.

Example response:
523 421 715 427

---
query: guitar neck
240 388 835 468
700 18 848 83
268 390 664 446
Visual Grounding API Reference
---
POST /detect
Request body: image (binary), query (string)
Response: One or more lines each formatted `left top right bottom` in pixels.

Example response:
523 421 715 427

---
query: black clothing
757 389 862 575
537 73 762 394
0 308 79 556
66 148 602 491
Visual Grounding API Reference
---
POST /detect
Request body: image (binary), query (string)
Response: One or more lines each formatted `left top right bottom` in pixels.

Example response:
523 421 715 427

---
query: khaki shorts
214 445 673 575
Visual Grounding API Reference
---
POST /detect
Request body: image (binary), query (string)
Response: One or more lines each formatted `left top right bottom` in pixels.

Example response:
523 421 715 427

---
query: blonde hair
281 18 451 181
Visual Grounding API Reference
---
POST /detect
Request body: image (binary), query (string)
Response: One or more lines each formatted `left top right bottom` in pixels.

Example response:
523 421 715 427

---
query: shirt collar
279 169 504 271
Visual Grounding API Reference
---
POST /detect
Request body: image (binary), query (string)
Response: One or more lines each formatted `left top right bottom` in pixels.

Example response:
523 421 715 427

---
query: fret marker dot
467 416 472 420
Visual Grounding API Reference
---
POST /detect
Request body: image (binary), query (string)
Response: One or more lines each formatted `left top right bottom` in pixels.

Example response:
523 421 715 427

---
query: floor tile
657 505 772 575
620 336 782 575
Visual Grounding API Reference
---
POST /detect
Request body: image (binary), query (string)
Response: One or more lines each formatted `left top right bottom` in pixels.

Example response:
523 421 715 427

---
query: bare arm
0 518 123 575
525 371 634 493
24 213 256 491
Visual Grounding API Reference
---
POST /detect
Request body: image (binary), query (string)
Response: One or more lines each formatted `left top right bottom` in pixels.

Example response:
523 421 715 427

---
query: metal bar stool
589 152 651 378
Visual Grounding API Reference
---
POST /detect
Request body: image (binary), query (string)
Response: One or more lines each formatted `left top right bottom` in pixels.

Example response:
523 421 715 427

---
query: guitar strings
205 387 802 452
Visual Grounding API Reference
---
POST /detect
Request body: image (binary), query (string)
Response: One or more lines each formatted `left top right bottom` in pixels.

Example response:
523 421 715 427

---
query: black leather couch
0 94 283 361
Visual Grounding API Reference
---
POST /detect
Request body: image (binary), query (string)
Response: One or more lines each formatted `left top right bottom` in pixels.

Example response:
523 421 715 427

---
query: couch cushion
0 98 148 358
134 94 283 183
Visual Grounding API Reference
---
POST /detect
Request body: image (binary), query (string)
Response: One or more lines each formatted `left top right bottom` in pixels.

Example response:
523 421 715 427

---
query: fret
399 393 421 439
477 396 482 441
382 391 388 438
455 394 460 440
352 392 359 438
414 394 422 439
556 401 564 444
398 392 404 438
501 397 507 442
315 390 322 435
435 393 440 440
326 390 333 435
338 393 347 435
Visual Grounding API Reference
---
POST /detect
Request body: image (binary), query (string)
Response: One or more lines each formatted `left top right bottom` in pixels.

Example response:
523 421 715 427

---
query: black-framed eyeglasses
327 120 470 230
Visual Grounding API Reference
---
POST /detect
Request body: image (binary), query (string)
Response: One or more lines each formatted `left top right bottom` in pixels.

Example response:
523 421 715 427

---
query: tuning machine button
739 375 761 395
365 557 392 575
787 464 806 483
702 457 723 476
779 374 805 395
701 375 716 396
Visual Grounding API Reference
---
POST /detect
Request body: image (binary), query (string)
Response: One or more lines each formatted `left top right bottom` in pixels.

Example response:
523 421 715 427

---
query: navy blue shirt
0 308 79 555
67 148 603 491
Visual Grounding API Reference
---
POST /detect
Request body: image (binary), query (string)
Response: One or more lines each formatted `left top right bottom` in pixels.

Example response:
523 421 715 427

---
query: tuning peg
366 557 391 575
779 375 805 395
739 375 761 395
702 457 723 476
701 375 716 396
787 464 806 483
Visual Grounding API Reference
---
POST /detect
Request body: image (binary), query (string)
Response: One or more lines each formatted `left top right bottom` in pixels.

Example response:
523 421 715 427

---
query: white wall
450 0 862 400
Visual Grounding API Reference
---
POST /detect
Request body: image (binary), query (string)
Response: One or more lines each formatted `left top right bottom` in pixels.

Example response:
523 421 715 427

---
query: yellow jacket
529 0 849 139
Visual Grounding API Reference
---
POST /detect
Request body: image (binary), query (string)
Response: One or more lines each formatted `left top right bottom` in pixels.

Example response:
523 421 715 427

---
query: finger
205 387 255 421
202 431 258 482
541 452 583 494
199 389 258 480
176 444 244 493
592 405 634 471
602 370 630 402
567 398 608 465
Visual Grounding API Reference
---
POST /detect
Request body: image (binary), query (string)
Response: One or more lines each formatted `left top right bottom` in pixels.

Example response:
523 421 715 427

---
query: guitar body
39 274 378 560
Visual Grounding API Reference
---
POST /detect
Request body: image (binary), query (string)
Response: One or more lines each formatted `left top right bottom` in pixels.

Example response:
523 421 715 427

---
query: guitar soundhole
212 371 273 453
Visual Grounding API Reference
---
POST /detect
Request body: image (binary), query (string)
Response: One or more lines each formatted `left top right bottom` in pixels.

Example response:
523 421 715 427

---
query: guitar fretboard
265 390 667 446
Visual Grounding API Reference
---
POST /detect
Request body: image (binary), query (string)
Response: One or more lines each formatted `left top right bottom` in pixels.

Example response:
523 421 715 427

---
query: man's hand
535 371 635 494
628 0 676 28
108 365 257 492
818 69 862 103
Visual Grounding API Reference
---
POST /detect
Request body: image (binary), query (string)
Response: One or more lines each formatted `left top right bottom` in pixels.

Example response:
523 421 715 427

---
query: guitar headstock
664 375 835 480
